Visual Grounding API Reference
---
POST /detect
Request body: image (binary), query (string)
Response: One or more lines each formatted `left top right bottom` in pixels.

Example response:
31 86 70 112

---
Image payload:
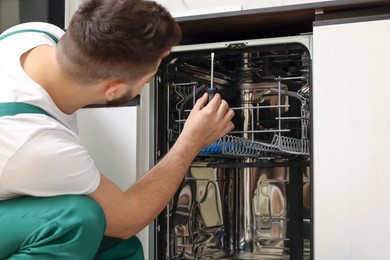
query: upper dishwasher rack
169 75 310 158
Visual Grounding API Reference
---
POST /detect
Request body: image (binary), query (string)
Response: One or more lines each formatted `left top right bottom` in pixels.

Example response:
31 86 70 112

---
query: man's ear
104 80 128 101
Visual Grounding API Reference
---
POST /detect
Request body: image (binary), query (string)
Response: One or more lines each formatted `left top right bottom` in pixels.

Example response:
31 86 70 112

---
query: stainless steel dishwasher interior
157 39 311 260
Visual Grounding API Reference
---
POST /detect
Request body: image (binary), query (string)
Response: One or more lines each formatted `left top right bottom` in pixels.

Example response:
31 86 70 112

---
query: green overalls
0 30 144 260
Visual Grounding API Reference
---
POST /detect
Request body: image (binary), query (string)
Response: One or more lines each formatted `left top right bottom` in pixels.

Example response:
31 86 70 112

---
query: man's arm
88 93 234 238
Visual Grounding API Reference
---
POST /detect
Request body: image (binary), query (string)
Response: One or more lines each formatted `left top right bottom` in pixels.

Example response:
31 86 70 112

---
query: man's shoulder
0 22 64 47
0 114 78 150
1 22 64 37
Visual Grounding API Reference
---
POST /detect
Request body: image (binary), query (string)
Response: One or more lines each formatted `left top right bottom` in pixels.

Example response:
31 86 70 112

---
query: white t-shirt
0 22 100 200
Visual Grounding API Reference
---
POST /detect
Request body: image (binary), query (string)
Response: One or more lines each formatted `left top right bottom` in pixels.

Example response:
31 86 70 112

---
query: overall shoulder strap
0 29 59 43
0 30 61 122
0 102 56 121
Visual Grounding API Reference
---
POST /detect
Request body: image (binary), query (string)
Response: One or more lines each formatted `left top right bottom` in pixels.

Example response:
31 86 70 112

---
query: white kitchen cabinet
76 106 140 191
65 0 333 20
154 0 333 17
313 18 390 260
153 0 242 17
242 0 333 10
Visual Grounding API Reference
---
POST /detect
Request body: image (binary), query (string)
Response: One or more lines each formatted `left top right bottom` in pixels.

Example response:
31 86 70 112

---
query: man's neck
21 45 99 114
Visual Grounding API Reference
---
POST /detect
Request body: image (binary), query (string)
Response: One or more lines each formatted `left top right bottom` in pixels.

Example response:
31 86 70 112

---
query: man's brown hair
57 0 181 85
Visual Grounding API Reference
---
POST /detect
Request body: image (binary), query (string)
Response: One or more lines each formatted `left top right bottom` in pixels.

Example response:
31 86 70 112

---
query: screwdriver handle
207 87 218 103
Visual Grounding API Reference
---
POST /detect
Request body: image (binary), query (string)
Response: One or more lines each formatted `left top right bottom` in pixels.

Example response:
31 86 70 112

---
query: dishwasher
153 34 312 260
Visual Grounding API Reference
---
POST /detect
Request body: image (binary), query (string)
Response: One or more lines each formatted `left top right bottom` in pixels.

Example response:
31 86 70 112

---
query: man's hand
180 92 235 150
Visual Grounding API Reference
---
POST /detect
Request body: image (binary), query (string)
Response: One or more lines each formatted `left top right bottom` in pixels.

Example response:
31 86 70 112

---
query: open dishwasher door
154 35 312 260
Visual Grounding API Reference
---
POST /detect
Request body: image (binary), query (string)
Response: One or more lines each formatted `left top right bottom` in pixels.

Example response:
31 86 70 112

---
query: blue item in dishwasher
199 140 222 155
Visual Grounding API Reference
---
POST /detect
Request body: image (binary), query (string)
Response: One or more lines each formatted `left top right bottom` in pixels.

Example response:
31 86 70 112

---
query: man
0 0 234 259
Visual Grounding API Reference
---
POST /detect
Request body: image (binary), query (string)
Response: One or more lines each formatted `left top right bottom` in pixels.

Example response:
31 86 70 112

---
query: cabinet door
154 0 242 17
313 18 390 260
77 106 140 191
242 0 332 10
